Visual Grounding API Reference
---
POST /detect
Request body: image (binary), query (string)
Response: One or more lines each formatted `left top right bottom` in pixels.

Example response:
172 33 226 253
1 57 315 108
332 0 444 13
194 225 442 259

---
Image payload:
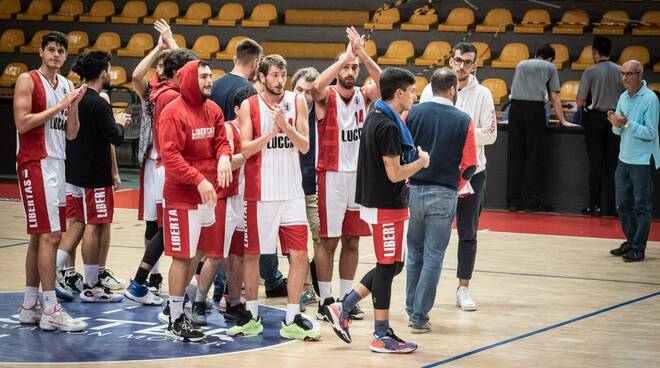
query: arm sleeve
159 114 205 186
576 70 591 100
628 96 660 141
377 122 403 157
213 108 232 160
548 66 561 92
474 90 497 146
96 100 125 146
458 121 478 191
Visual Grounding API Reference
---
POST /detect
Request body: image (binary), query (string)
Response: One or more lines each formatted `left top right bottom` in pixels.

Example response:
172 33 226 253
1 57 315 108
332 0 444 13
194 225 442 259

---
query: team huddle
14 21 494 354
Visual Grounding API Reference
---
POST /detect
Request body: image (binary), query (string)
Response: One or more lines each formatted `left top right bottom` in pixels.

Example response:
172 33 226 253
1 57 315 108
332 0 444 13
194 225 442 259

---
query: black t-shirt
355 110 408 209
66 89 124 188
210 73 252 120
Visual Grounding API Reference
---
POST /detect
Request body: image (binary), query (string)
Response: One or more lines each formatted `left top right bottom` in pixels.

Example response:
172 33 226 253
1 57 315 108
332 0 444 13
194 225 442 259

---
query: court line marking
421 291 660 367
0 242 28 249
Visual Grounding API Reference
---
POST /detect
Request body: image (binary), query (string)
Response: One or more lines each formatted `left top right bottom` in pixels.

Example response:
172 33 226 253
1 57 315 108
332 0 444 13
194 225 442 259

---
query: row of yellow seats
0 0 276 28
365 7 660 36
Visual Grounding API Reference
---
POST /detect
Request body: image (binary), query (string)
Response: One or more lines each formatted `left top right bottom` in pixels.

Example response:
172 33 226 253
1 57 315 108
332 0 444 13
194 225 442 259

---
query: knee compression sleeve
371 262 404 309
141 228 164 266
145 221 158 241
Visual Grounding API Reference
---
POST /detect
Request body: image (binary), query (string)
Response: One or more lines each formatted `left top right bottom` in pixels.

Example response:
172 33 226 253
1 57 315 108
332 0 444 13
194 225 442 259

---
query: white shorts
226 193 245 238
206 195 245 259
17 158 66 234
317 171 371 238
245 198 308 255
163 204 215 259
138 158 164 224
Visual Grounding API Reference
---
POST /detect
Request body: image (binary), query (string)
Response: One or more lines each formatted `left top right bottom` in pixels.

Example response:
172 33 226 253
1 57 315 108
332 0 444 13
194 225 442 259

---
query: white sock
23 286 39 308
170 295 184 321
56 249 69 271
151 260 160 274
42 290 58 313
285 303 300 324
84 264 99 287
318 281 332 302
195 288 208 303
246 300 259 319
64 267 76 277
339 279 353 300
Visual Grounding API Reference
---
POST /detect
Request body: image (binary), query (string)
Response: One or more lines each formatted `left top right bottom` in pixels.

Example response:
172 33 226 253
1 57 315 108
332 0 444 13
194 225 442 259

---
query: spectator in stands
608 60 660 262
506 45 577 213
577 37 625 217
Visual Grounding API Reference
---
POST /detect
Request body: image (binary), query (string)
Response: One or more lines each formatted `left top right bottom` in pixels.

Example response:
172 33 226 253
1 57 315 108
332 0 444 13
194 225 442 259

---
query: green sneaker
226 312 263 337
280 314 321 341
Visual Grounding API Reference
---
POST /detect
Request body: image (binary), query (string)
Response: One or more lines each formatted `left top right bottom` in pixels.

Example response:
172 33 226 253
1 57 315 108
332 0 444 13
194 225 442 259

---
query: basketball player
327 68 429 353
227 54 320 341
159 59 233 341
311 27 381 321
14 31 88 331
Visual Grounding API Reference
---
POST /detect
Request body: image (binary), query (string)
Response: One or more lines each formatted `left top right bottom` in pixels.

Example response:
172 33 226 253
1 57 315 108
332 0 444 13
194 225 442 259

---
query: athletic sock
56 249 69 271
195 288 208 303
84 264 99 287
23 287 39 308
228 296 241 307
98 266 106 274
170 295 184 321
339 279 353 300
341 290 362 313
151 260 160 275
374 319 390 338
42 290 58 314
318 281 332 302
134 266 150 285
64 267 76 277
246 300 259 319
285 303 299 324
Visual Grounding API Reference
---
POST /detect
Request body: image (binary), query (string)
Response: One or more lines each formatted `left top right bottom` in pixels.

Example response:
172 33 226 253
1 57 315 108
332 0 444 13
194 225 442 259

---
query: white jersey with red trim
316 86 367 172
244 91 304 202
16 71 72 165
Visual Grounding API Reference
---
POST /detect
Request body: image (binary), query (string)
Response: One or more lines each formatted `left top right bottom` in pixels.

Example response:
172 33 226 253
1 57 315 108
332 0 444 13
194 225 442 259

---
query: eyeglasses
452 57 475 67
620 71 640 78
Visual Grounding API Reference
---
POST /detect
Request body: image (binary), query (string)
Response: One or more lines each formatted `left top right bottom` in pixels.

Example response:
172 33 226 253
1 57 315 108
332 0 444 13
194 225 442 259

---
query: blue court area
0 292 293 363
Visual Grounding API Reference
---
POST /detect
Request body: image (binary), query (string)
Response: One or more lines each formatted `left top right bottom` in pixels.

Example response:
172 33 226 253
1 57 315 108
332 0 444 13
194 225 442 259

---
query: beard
102 78 111 91
337 76 355 89
265 83 284 95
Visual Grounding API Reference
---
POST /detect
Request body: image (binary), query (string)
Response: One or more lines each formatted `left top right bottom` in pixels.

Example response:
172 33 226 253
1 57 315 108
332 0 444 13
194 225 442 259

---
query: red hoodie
150 77 179 163
158 60 232 209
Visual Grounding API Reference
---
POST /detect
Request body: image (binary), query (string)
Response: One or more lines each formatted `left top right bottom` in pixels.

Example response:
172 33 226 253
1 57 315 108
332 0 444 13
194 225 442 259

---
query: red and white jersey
244 91 304 202
16 71 72 166
316 86 367 172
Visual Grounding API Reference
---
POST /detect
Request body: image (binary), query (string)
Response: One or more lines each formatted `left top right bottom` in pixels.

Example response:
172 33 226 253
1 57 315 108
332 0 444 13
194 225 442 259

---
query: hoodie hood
177 60 204 107
459 74 479 94
150 79 178 104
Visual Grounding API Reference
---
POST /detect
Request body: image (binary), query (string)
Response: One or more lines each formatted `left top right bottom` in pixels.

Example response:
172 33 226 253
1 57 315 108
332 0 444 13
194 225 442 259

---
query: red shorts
66 185 114 224
360 207 409 265
202 199 228 259
163 204 216 259
317 171 371 238
229 230 244 256
244 198 308 255
17 159 66 234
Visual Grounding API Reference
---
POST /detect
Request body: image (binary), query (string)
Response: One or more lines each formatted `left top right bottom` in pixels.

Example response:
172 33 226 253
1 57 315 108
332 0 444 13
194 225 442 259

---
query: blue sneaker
370 328 417 354
124 280 163 306
327 302 351 343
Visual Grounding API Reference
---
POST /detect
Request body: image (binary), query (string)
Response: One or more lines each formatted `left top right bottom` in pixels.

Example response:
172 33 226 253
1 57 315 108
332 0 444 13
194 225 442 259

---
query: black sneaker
316 297 335 321
526 203 555 213
265 278 288 298
582 206 602 217
348 303 365 320
223 303 246 321
158 303 170 324
165 313 206 342
190 301 207 325
622 249 645 262
147 273 163 296
64 272 83 294
610 242 631 256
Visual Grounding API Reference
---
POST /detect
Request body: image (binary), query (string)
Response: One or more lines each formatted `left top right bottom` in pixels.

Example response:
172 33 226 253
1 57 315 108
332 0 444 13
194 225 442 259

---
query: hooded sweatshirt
158 60 232 209
420 74 497 173
150 77 180 164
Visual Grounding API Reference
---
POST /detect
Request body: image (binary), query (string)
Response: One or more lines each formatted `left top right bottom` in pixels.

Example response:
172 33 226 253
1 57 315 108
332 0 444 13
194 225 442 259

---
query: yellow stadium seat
285 9 369 26
0 62 28 87
85 32 121 54
66 70 80 86
0 29 25 53
211 69 225 80
47 0 82 22
377 40 415 65
173 34 186 48
209 3 244 27
112 1 147 24
364 7 400 30
476 8 513 33
176 2 212 25
117 33 153 57
414 41 451 66
79 0 114 23
571 45 594 70
514 9 551 34
491 43 529 68
481 78 508 105
593 10 629 35
473 42 491 67
401 7 437 31
110 66 127 87
66 31 89 54
654 62 660 73
192 35 220 59
262 42 346 59
559 80 580 101
216 35 248 60
19 30 51 54
438 8 474 32
16 0 52 21
241 3 277 27
551 43 569 70
552 10 589 35
632 11 660 36
365 39 377 59
415 75 428 97
0 0 22 20
649 83 660 93
616 46 650 65
144 1 179 24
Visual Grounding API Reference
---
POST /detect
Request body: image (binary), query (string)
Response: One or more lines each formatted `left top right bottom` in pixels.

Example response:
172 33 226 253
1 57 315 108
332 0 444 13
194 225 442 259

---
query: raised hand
58 85 85 112
273 105 288 133
346 26 366 55
154 19 175 48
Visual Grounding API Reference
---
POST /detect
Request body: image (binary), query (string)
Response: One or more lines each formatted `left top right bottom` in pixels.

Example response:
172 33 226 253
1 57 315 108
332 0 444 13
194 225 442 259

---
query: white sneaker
18 303 42 324
99 269 125 291
55 277 74 301
39 305 87 331
456 287 477 311
80 282 123 303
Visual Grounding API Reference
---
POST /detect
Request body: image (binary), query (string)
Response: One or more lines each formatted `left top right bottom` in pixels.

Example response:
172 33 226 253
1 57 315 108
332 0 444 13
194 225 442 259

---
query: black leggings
144 220 158 240
359 262 404 309
141 228 164 267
